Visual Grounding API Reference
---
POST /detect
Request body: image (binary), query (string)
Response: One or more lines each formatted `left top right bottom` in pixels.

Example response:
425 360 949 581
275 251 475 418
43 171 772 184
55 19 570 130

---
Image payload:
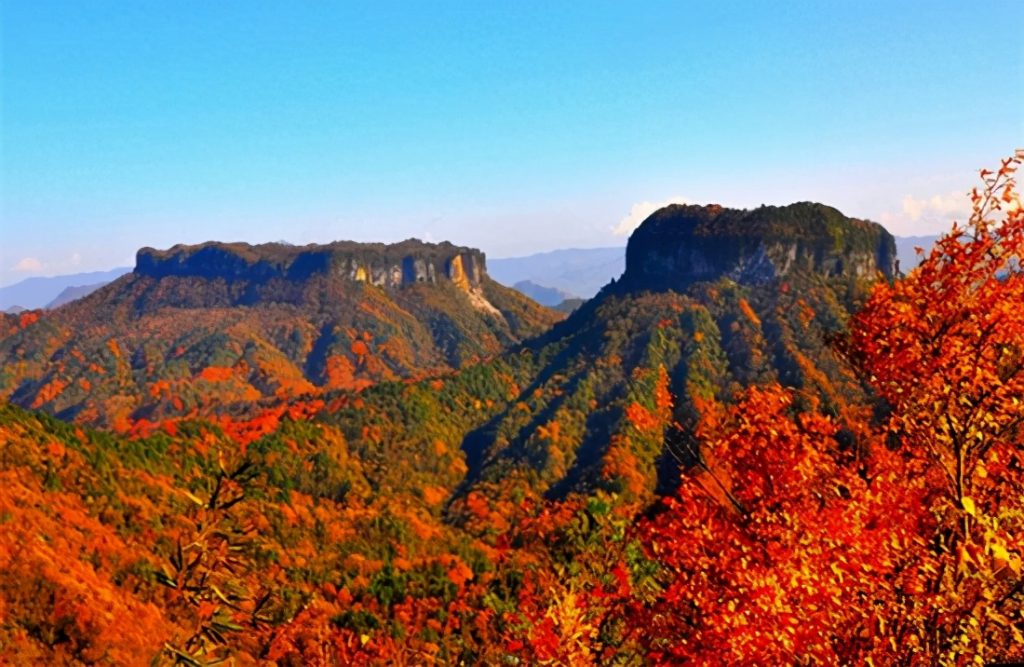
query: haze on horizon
1 0 1021 288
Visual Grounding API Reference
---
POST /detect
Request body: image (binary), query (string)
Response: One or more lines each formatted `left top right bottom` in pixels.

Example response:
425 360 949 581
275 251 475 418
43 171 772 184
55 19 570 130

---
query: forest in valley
1 156 1023 666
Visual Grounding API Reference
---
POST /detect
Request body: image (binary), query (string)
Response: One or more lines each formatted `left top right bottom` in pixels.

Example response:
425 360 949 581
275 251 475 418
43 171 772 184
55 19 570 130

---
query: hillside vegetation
0 240 560 430
1 158 1023 665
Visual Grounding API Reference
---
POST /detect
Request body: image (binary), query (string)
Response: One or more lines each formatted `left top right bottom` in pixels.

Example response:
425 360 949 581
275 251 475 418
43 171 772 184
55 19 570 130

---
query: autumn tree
611 385 916 662
849 152 1024 661
158 451 273 665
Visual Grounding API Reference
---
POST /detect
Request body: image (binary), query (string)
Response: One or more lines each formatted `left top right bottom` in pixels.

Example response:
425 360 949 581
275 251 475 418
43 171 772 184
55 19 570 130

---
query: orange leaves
445 558 474 587
852 154 1024 505
18 311 40 329
360 424 383 444
624 402 658 432
610 381 937 663
419 485 447 507
0 465 173 664
841 156 1024 663
196 600 217 621
626 365 673 433
324 354 373 391
198 366 234 382
465 491 491 521
738 297 762 328
536 419 561 444
602 435 647 498
31 379 67 408
654 365 673 412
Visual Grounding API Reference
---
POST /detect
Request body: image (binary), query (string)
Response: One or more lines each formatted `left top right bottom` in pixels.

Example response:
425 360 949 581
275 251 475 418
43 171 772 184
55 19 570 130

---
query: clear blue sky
2 1 1021 286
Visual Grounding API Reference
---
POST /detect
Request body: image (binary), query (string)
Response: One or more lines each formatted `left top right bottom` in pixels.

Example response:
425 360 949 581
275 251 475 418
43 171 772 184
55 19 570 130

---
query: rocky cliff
135 239 486 289
622 202 897 291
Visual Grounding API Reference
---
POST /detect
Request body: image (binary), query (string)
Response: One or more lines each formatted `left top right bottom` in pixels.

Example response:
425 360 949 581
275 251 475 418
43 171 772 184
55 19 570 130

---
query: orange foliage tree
849 152 1024 660
614 385 927 663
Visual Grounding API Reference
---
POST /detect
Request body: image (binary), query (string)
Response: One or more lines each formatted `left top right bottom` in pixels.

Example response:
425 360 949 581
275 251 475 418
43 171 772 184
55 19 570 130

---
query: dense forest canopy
1 154 1022 665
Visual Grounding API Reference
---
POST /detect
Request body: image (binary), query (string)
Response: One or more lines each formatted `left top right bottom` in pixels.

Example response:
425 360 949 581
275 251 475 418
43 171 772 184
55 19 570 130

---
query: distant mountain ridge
895 234 941 271
511 280 576 306
45 282 111 309
0 267 131 310
1 232 941 313
488 247 625 298
447 202 896 501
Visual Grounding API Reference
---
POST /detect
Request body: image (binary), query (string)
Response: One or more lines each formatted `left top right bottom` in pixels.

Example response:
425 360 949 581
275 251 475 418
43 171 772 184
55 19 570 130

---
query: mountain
553 297 585 313
511 279 576 306
895 234 940 271
441 202 896 504
45 281 111 309
0 267 131 310
299 202 897 512
0 202 904 664
0 239 560 428
623 201 896 289
488 247 625 298
3 305 26 314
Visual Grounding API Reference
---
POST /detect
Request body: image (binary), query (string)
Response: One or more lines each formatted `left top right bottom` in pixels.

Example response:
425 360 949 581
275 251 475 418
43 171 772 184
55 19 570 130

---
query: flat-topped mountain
0 238 560 427
623 202 897 290
338 202 900 508
135 239 486 289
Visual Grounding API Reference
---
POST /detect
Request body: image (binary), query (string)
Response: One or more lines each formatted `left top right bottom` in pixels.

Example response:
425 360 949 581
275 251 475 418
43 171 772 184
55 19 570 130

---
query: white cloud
13 257 43 273
876 190 972 236
901 192 969 222
612 196 691 236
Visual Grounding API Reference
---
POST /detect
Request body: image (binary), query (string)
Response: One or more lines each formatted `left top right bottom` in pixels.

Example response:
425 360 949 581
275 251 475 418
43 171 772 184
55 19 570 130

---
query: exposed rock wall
135 239 487 290
623 202 897 291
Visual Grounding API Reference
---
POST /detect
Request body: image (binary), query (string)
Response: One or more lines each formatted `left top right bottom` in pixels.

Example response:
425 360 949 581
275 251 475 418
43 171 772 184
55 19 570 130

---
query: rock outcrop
622 202 897 291
135 239 486 290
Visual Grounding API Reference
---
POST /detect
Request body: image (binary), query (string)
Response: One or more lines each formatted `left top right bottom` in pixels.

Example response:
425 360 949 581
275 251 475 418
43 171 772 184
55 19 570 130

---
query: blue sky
2 1 1021 286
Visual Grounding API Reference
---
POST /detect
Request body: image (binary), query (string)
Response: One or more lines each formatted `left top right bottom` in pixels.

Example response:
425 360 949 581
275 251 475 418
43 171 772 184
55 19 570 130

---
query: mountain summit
623 202 897 291
135 239 486 290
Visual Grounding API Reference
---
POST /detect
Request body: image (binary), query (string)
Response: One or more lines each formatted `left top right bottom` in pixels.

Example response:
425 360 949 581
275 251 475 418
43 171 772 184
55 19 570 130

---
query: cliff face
135 239 486 290
622 202 897 291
